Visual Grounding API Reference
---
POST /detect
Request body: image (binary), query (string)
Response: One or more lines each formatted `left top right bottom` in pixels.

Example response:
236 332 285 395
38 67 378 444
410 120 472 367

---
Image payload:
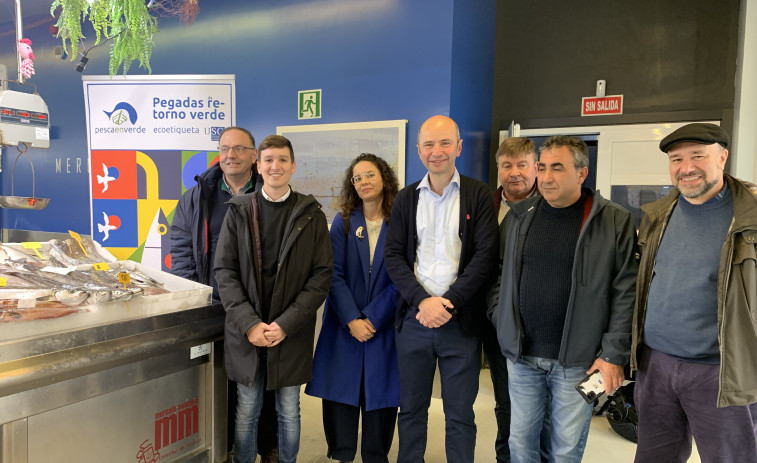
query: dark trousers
322 399 397 463
395 311 480 463
482 322 511 463
228 381 278 455
634 346 757 463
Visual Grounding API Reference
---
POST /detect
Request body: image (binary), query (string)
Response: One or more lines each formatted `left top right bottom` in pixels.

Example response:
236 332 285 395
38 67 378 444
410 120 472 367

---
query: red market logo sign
136 396 201 462
581 95 623 116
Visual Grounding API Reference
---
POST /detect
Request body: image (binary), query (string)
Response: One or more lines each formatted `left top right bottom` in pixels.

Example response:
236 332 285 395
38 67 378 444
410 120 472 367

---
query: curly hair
339 153 399 221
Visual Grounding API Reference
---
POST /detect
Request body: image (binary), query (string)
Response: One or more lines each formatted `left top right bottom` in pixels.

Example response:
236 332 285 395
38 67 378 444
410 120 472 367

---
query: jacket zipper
557 198 602 365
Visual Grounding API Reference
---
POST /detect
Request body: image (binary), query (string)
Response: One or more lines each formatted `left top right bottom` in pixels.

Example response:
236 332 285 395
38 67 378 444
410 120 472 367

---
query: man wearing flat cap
631 122 757 462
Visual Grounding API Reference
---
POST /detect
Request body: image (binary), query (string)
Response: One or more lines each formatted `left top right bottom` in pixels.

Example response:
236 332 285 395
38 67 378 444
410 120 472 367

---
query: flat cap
659 123 729 152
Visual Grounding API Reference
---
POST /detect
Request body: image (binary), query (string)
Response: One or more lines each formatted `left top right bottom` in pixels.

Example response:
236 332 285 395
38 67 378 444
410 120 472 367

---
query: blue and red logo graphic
97 211 121 242
92 199 137 247
97 162 119 193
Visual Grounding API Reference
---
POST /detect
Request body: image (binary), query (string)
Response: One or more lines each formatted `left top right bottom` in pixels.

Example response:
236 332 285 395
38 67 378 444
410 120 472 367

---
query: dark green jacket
631 175 757 407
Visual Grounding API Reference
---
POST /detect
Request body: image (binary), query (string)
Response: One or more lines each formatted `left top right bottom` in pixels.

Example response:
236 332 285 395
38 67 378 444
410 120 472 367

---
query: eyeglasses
351 171 378 185
219 145 254 155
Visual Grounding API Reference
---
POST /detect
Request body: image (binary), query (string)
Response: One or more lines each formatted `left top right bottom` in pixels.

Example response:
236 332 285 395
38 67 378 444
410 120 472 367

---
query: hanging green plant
50 0 89 61
106 0 159 75
50 0 159 76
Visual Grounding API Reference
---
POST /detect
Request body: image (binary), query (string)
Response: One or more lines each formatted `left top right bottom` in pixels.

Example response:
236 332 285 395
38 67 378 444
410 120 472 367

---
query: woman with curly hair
307 153 400 463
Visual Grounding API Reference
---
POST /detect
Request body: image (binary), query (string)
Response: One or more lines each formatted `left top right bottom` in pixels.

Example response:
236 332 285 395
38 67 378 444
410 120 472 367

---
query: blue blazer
306 208 400 410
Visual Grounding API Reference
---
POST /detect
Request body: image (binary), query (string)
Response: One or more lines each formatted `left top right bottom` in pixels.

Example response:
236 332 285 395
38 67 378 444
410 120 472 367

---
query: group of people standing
171 116 757 463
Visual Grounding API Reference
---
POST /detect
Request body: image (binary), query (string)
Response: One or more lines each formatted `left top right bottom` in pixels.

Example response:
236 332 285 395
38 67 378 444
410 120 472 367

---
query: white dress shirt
261 186 292 202
414 169 462 297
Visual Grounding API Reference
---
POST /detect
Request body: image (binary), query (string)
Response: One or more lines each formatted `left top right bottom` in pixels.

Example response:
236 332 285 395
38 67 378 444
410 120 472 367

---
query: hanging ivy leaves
50 0 89 61
50 0 159 76
107 0 158 75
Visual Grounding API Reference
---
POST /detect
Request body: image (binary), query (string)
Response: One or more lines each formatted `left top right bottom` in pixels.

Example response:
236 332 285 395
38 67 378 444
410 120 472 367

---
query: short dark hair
258 135 294 162
339 153 399 221
496 137 537 163
219 126 255 148
540 135 589 169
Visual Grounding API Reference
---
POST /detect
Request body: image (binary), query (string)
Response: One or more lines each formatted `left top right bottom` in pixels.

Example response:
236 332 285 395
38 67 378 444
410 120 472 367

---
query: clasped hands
348 318 376 342
247 321 287 347
416 296 454 329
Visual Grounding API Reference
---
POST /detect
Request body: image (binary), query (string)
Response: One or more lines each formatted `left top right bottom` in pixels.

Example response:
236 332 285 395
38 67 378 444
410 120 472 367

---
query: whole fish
54 289 90 306
79 236 114 263
84 290 112 305
49 239 83 267
2 245 40 262
2 263 110 307
0 245 11 263
45 256 69 269
88 268 121 287
110 288 133 302
0 302 84 322
128 269 165 289
140 286 171 296
0 270 43 288
63 238 99 264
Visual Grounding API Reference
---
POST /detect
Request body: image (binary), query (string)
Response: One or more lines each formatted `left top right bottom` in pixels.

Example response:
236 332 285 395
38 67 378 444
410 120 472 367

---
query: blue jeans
234 374 301 463
507 356 592 463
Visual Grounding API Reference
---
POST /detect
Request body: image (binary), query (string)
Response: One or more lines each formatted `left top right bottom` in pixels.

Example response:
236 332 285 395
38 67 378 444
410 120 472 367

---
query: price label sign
118 272 131 289
0 277 7 287
21 242 43 259
68 230 89 257
92 262 110 271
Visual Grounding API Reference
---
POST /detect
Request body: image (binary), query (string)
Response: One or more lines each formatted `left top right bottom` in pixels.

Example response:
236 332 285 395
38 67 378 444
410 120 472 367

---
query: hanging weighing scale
0 0 51 210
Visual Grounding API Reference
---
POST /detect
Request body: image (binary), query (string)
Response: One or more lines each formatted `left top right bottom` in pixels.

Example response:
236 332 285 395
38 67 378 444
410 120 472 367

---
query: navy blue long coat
306 209 400 411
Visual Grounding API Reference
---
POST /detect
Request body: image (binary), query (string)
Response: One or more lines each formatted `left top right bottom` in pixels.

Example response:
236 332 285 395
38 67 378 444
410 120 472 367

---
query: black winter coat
488 188 638 368
215 190 333 389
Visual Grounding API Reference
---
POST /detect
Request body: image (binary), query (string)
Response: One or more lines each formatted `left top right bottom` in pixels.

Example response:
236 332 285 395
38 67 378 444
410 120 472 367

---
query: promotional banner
83 75 235 271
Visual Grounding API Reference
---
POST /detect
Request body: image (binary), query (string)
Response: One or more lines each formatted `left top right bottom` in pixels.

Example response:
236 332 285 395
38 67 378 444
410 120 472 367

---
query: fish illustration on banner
91 149 217 266
83 76 236 270
97 163 118 193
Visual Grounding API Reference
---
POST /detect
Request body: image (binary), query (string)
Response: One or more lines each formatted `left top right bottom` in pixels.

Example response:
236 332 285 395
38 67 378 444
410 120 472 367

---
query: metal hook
11 145 38 204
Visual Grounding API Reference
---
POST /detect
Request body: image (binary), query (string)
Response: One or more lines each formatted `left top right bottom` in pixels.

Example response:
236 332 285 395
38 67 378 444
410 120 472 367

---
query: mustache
676 169 706 181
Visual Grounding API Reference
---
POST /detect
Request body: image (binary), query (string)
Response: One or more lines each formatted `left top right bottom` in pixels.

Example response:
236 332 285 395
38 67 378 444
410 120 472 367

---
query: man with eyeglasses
170 126 279 463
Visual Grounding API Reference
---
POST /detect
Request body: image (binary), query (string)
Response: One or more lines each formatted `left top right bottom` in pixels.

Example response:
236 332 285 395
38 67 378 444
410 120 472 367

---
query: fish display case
0 242 227 463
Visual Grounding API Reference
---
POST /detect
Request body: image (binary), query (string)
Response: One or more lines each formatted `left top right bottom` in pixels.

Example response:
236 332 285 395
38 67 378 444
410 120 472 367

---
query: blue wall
0 0 495 235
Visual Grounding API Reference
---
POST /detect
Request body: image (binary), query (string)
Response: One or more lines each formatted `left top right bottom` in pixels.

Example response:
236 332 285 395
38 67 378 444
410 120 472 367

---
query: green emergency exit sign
298 89 322 120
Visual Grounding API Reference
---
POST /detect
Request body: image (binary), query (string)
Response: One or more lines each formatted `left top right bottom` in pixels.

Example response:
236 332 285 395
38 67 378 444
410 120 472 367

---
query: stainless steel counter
0 270 227 463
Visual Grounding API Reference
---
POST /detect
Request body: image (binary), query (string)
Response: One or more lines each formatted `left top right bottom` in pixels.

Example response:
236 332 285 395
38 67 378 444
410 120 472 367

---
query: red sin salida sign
581 95 623 116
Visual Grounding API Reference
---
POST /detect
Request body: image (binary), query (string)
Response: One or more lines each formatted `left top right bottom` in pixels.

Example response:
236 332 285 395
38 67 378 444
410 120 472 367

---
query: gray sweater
644 186 733 362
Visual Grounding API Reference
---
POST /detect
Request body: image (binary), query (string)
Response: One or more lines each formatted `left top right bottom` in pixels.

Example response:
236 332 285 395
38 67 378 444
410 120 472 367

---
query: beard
676 171 721 200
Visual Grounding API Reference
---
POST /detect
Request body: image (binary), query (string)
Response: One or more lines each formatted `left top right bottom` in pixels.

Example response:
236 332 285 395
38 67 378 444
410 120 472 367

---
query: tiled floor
294 370 703 463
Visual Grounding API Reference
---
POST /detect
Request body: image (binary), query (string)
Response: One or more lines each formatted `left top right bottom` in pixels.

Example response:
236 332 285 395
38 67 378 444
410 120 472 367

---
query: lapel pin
356 226 365 240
